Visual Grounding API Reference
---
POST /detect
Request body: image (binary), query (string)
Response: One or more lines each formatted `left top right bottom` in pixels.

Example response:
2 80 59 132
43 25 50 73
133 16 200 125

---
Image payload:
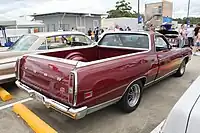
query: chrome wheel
180 62 186 75
127 84 141 107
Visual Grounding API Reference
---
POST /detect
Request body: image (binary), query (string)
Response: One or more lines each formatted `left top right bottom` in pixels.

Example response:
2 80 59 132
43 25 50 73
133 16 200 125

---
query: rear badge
57 77 62 81
60 87 65 93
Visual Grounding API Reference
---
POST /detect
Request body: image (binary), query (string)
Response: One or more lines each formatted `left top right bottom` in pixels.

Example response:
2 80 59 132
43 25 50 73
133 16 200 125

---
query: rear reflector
84 91 93 99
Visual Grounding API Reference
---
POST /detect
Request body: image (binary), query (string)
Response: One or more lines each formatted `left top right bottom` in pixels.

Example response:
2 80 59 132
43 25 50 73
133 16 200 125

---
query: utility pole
187 0 191 26
187 0 191 18
138 0 140 24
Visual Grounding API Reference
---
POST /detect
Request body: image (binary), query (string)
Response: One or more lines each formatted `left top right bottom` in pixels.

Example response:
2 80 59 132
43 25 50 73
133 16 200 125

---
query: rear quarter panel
75 52 157 107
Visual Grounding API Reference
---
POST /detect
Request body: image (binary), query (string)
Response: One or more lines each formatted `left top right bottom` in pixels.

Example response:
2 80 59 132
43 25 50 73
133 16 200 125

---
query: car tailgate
18 55 78 106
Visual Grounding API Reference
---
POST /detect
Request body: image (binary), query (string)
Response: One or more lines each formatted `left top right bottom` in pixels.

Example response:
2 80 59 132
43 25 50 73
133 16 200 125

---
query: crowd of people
179 23 200 54
86 25 132 42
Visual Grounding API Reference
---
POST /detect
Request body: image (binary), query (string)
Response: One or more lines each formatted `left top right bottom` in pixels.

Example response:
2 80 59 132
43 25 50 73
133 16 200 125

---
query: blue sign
163 17 172 23
187 19 190 26
138 15 143 23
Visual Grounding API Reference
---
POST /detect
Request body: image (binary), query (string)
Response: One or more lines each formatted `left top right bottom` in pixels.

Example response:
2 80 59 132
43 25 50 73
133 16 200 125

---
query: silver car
0 31 93 84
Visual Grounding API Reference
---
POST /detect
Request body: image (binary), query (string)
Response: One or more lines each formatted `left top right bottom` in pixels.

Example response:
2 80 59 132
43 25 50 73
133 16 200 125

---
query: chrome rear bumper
15 80 88 120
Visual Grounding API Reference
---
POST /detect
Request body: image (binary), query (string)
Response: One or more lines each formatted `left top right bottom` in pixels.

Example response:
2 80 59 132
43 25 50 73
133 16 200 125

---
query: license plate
35 93 44 102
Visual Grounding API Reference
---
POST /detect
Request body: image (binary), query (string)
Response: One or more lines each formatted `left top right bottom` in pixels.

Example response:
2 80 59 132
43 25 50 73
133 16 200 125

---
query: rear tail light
68 72 75 105
68 73 75 94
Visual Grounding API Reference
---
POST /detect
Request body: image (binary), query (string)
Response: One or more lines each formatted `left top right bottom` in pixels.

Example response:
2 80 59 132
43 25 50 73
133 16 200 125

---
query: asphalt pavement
0 56 200 133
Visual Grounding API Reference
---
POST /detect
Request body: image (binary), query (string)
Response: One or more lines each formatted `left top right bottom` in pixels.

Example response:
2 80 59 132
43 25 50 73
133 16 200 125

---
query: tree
173 17 200 25
107 0 138 18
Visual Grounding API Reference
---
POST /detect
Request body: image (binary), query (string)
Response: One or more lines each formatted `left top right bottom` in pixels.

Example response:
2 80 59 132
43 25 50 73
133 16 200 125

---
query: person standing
71 27 75 31
127 26 131 31
194 23 200 37
187 25 194 46
94 27 99 42
194 28 200 55
179 24 187 47
114 25 120 31
88 28 92 36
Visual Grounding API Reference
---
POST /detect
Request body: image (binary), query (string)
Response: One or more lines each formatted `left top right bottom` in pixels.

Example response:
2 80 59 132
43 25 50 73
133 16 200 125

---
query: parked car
157 30 179 47
151 75 200 133
0 31 93 84
16 31 192 120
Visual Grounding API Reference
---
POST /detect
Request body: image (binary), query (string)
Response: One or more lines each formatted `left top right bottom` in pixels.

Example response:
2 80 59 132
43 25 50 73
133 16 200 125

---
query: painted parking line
0 87 12 101
150 120 165 133
0 98 33 110
13 103 57 133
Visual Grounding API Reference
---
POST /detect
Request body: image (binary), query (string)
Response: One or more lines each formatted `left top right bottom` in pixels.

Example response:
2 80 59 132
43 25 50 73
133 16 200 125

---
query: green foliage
173 17 200 25
107 0 138 18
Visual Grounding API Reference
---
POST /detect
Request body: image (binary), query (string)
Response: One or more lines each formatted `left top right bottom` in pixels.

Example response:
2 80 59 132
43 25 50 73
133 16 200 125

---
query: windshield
98 33 149 49
9 35 39 51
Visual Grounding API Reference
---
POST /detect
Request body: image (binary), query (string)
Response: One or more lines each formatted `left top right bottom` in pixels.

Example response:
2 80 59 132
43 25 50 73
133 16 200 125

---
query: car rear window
98 33 149 49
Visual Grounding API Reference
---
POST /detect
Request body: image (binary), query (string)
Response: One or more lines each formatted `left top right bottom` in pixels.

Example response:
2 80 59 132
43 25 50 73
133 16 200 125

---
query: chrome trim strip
121 76 147 98
144 69 178 87
17 58 20 80
26 54 78 65
97 45 149 51
71 70 78 106
0 62 15 70
87 97 121 114
0 74 15 84
35 44 96 55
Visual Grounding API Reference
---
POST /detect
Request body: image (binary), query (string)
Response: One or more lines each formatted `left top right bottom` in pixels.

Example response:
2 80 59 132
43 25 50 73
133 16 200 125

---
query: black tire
118 80 143 113
174 60 186 77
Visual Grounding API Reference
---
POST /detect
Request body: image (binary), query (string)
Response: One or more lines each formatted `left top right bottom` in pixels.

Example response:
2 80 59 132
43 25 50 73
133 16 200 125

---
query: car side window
38 41 48 50
46 35 69 49
155 36 169 51
71 35 93 46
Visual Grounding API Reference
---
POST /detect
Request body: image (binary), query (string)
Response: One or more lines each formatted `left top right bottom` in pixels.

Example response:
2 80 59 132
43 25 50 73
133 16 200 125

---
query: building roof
31 12 106 17
31 31 85 37
29 0 107 17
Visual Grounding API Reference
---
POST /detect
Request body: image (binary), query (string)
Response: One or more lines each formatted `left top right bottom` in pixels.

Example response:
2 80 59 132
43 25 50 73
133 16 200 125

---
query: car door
155 35 176 78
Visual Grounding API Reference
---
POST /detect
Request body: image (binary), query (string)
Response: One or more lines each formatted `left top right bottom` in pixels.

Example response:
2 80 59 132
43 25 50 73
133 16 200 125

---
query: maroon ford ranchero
15 31 192 119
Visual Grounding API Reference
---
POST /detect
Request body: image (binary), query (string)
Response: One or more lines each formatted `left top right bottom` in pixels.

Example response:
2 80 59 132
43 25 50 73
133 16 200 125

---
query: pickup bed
16 31 192 120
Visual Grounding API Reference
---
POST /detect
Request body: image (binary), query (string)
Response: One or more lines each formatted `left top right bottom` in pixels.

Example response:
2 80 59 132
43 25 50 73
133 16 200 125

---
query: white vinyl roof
31 31 85 37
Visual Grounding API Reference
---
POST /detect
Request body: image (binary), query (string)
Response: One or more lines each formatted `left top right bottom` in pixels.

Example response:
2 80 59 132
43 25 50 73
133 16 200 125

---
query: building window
52 24 56 31
158 6 162 14
46 24 50 32
60 24 69 31
93 20 99 28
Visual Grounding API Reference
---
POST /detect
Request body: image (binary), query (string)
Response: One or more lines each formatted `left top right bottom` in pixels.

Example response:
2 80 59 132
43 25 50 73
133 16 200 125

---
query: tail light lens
68 72 75 105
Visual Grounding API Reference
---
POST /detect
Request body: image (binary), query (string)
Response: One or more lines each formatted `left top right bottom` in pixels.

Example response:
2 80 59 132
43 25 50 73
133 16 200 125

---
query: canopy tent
0 18 44 47
0 20 17 46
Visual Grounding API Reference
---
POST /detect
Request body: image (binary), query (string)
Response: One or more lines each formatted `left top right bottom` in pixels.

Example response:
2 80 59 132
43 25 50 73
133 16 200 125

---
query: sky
0 0 199 20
